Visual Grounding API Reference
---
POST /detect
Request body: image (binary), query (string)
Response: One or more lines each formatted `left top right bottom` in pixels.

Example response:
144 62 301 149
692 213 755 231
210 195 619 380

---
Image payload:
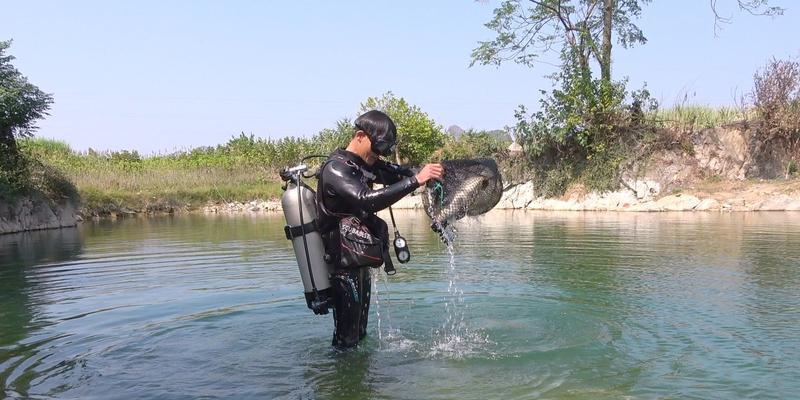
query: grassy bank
18 119 513 217
17 104 780 217
650 105 756 132
19 137 286 215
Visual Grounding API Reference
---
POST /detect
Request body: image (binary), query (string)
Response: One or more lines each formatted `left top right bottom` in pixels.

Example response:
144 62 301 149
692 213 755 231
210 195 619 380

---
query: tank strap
284 219 319 240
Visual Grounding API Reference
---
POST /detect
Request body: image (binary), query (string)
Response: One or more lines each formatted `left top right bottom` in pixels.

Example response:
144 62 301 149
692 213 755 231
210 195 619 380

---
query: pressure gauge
394 235 411 264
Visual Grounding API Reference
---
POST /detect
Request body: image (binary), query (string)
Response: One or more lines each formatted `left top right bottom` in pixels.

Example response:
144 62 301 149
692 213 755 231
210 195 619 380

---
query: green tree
471 0 650 94
1 39 54 193
1 40 53 161
360 92 445 164
472 1 783 85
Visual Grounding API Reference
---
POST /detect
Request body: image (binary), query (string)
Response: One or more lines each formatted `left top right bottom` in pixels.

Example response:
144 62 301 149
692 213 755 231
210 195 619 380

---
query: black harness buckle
284 219 319 240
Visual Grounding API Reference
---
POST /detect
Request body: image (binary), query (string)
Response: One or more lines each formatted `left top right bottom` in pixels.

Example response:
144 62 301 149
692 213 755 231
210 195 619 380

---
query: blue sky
2 0 797 154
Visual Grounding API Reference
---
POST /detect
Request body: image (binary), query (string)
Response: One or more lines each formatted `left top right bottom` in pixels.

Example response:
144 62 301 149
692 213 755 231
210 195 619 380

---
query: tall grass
17 130 348 214
650 105 756 132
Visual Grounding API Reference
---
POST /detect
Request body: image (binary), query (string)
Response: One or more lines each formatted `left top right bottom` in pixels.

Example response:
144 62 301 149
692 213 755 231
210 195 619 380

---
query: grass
650 105 756 132
18 137 289 215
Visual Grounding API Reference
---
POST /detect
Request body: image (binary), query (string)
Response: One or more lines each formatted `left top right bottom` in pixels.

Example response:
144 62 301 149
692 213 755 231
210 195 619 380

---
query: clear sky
2 0 797 154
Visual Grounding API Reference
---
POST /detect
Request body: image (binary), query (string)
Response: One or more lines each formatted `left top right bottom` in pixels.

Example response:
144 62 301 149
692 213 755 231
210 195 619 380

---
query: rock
625 201 662 212
499 182 535 209
692 126 748 180
0 195 78 234
755 195 796 211
540 198 577 211
576 190 640 211
694 198 721 211
655 194 701 211
622 179 662 200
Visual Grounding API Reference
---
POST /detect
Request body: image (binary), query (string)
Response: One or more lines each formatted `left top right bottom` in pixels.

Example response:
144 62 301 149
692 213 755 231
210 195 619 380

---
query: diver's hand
414 163 444 185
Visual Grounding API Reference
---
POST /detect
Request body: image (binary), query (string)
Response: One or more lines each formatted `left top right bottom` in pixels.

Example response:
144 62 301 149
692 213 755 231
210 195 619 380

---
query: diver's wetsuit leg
359 268 371 340
331 268 371 348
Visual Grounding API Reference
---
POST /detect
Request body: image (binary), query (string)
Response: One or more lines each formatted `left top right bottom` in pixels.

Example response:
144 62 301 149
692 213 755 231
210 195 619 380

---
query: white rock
755 195 795 211
694 198 721 211
499 182 535 209
655 194 701 211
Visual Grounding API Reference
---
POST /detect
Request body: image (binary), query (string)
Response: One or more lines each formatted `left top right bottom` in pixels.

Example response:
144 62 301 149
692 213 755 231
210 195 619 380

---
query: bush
512 49 659 196
753 57 800 135
438 129 508 160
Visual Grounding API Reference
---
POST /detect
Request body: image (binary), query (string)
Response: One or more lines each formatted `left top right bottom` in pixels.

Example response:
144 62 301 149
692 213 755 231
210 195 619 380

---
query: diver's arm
324 160 419 213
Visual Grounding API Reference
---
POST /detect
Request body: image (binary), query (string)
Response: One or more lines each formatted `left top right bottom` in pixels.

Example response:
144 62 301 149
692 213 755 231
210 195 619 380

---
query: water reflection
1 228 84 345
1 211 799 399
0 227 84 398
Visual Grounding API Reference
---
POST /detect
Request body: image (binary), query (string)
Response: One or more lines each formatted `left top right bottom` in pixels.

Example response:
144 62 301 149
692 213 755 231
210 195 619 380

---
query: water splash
428 220 491 359
372 270 384 342
373 269 416 352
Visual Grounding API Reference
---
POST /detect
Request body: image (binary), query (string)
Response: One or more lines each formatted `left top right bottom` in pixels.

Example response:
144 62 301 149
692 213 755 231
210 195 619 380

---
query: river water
1 211 799 399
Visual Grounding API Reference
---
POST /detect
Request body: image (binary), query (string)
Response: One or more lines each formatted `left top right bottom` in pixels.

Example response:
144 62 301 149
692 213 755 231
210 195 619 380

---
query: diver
315 110 443 349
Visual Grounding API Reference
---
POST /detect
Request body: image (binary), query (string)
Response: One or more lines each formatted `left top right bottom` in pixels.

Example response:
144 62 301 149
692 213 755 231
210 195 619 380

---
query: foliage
752 57 800 135
18 137 282 213
471 0 650 80
651 105 755 133
0 40 53 139
438 129 509 160
471 0 786 194
0 149 78 202
0 39 55 197
512 48 659 195
360 92 446 163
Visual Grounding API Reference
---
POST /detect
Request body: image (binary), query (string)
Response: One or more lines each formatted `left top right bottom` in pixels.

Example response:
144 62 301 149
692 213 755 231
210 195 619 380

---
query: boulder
692 126 749 180
694 198 721 211
0 195 78 234
498 182 535 209
755 195 796 211
655 194 701 211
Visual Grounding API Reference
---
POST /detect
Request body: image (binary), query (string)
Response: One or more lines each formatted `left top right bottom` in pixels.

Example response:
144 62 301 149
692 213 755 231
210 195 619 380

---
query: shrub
753 57 800 135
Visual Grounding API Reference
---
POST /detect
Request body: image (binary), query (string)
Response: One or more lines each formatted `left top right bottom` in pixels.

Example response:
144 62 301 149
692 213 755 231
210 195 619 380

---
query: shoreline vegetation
3 34 799 234
13 101 800 221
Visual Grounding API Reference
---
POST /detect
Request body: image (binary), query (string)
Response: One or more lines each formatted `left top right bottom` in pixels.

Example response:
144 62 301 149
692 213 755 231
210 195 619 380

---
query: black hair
353 110 397 146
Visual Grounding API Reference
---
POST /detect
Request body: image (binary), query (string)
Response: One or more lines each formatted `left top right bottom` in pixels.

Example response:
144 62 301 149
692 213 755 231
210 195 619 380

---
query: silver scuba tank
280 164 332 314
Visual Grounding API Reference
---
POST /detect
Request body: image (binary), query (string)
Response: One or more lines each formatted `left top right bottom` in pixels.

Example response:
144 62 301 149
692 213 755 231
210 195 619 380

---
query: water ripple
2 212 800 399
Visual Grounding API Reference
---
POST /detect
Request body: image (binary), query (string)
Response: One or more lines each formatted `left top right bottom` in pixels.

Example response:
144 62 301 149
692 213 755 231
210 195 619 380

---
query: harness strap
284 219 318 240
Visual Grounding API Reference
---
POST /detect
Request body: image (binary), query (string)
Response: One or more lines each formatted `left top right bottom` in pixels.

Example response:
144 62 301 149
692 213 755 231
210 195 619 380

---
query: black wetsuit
316 149 418 348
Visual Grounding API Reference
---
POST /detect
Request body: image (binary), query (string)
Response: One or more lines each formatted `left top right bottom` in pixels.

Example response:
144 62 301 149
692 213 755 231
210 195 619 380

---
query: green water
1 211 799 399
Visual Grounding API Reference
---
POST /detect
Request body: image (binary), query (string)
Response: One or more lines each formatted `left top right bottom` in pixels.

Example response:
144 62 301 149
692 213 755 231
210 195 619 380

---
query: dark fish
422 158 503 238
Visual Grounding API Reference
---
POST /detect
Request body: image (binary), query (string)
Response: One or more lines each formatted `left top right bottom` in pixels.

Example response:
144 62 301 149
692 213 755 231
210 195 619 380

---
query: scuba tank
279 163 332 315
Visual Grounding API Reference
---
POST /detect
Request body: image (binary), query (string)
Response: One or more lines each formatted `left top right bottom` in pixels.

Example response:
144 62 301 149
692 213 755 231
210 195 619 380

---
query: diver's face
355 130 378 165
363 136 379 165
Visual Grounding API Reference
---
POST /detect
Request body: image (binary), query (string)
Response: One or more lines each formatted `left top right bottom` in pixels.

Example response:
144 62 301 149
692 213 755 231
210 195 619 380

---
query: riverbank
0 193 78 234
4 178 798 233
8 120 798 223
194 177 800 214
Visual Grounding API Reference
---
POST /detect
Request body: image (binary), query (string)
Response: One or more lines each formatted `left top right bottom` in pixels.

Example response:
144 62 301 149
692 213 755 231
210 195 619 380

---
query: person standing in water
315 110 443 349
